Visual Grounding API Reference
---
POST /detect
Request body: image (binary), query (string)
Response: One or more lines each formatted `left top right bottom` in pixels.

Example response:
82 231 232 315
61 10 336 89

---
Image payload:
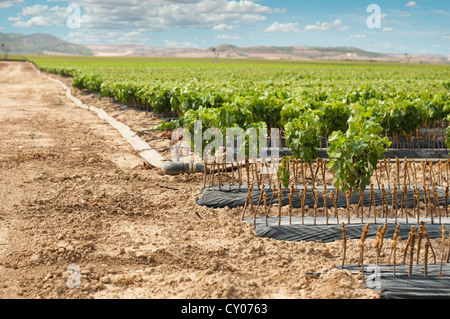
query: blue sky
0 0 449 55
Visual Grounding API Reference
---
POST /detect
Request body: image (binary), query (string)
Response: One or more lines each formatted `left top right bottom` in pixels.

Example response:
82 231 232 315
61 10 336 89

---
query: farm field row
27 56 450 193
29 56 450 140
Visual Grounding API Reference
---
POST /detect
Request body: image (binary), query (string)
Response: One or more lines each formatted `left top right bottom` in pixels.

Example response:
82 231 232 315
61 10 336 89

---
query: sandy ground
0 61 390 300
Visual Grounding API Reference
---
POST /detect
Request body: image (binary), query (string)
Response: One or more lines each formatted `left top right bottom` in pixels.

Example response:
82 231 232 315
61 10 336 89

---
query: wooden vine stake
288 182 294 225
384 158 391 189
422 160 426 186
375 224 388 272
341 222 347 269
412 159 418 186
424 241 430 277
422 222 437 264
423 184 428 218
357 189 364 224
395 156 400 186
375 226 382 271
446 226 450 263
240 183 254 221
209 160 216 189
402 185 408 224
402 226 413 265
440 224 446 277
237 161 242 192
390 224 401 277
293 158 298 188
299 189 304 225
416 224 424 265
253 184 265 229
330 190 338 225
346 190 351 224
301 185 308 225
429 161 434 186
381 184 389 222
359 223 370 283
426 186 433 224
370 184 376 224
218 159 222 191
265 185 276 227
245 157 250 188
404 157 410 187
445 186 449 218
277 183 282 226
392 183 398 224
416 187 421 225
408 226 416 277
313 189 319 225
203 160 208 189
432 185 442 224
323 186 328 225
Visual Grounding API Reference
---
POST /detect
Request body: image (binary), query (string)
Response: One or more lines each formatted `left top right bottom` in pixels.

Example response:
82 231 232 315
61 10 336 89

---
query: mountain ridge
1 32 448 64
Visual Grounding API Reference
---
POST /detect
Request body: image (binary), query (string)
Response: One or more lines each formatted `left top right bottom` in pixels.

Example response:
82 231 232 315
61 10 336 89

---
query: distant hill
1 32 448 64
86 43 449 64
0 33 93 56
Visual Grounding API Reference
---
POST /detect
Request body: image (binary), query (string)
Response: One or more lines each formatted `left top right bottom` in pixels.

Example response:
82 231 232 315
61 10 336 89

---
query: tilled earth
0 61 381 299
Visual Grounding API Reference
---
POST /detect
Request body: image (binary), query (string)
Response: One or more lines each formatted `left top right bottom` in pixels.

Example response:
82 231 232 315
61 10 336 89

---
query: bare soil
0 61 387 299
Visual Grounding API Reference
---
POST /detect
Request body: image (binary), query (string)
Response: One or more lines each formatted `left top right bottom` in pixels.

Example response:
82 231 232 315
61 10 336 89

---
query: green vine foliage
278 157 291 189
284 113 322 163
328 111 391 193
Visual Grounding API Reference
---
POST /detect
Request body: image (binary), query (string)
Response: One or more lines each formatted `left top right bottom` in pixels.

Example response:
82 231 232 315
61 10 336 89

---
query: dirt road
0 61 378 299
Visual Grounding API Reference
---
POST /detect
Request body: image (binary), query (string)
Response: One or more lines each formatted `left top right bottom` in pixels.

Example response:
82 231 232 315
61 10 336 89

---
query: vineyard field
28 56 450 147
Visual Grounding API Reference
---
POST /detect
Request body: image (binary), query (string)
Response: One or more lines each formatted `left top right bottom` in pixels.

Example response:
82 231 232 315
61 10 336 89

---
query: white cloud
400 13 412 17
0 0 24 9
10 4 69 28
443 36 450 40
382 27 394 32
12 16 53 28
234 14 267 23
8 16 22 22
405 1 417 7
305 19 349 31
212 23 239 31
6 0 282 45
214 34 243 40
21 4 49 17
349 34 366 39
264 22 301 33
75 0 279 30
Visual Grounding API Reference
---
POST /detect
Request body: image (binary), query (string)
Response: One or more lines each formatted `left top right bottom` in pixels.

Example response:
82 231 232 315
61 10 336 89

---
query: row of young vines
31 57 450 194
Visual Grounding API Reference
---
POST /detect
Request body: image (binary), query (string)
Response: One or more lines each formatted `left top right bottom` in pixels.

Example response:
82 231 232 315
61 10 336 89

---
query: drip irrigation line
158 185 180 191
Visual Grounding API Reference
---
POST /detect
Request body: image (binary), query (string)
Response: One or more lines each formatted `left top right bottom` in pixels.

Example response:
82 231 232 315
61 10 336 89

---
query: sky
0 0 449 55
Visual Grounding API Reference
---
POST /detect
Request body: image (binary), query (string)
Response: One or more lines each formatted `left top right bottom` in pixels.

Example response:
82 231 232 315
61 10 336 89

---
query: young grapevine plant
328 110 391 193
284 113 322 188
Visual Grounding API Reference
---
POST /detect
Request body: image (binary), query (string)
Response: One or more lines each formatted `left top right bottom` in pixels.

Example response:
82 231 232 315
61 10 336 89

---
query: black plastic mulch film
197 184 450 299
198 184 447 211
